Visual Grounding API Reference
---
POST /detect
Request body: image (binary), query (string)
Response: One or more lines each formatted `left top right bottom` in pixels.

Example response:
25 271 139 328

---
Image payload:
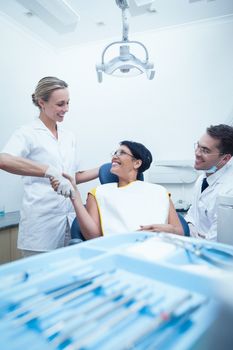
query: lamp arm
101 41 121 64
122 8 129 41
129 40 149 61
101 40 149 65
115 0 129 10
116 0 130 41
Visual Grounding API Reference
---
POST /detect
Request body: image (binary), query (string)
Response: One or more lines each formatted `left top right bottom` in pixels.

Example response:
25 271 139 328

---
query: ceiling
1 0 233 49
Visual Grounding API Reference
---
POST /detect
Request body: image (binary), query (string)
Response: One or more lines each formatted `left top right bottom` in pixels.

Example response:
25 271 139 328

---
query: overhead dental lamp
96 0 155 83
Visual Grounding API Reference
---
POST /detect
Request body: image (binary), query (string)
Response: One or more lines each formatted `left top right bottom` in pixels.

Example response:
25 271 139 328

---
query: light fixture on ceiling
96 0 155 83
16 0 80 34
127 0 156 17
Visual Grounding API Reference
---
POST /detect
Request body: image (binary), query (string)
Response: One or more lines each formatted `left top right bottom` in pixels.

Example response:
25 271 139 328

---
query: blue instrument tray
0 232 232 350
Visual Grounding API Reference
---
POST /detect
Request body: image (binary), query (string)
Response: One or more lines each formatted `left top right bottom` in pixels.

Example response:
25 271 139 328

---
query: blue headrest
99 163 144 184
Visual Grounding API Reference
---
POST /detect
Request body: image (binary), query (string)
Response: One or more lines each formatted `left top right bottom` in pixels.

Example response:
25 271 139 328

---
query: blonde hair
32 76 68 109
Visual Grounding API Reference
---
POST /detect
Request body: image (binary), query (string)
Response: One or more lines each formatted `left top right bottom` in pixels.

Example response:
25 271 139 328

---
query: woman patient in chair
51 141 184 239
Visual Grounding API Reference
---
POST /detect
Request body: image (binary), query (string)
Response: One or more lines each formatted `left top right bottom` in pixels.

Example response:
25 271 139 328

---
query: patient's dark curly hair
120 140 153 172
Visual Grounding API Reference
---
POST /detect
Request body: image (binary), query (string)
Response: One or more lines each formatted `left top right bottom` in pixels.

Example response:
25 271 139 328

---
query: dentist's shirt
1 119 80 251
185 162 233 241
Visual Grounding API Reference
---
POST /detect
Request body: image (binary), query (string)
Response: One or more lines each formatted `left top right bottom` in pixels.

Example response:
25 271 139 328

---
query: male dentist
185 124 233 241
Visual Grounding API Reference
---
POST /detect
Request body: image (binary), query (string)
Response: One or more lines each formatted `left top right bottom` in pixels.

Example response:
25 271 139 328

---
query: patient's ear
134 159 142 170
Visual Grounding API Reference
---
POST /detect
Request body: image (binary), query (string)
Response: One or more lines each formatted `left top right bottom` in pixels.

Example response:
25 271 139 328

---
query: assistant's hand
50 177 60 191
44 165 61 179
48 171 75 198
57 177 75 198
50 176 74 198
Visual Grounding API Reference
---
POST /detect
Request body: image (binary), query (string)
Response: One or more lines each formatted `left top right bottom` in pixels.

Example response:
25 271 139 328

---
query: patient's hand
50 173 76 199
62 173 77 189
138 224 174 233
62 173 79 200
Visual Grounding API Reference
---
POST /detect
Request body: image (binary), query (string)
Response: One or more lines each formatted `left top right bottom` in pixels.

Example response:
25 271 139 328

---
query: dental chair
69 163 144 244
69 163 189 244
177 213 190 236
99 162 144 183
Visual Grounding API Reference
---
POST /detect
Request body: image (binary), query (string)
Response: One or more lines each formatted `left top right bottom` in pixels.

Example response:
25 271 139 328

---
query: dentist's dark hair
207 124 233 155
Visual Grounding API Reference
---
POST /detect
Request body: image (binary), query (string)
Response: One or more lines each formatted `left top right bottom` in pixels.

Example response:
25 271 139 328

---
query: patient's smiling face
111 145 135 175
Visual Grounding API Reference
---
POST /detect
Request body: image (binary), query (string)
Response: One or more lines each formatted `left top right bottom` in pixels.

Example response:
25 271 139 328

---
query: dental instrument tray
0 232 232 350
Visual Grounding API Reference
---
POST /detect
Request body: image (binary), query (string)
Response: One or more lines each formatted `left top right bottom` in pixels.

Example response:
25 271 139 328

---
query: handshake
45 165 76 198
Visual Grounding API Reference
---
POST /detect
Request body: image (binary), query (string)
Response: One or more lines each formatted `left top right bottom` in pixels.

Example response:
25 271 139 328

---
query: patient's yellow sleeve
89 188 97 197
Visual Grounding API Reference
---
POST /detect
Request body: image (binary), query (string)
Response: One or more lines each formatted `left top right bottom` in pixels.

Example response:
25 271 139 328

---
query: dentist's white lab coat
1 118 80 251
185 161 233 241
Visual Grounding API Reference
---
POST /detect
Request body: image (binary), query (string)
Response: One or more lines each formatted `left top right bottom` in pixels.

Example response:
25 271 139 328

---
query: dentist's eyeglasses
194 142 223 156
111 150 135 158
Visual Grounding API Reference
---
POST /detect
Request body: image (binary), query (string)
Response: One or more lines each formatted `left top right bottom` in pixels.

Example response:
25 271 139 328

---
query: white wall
0 14 58 211
58 16 233 204
0 14 233 211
